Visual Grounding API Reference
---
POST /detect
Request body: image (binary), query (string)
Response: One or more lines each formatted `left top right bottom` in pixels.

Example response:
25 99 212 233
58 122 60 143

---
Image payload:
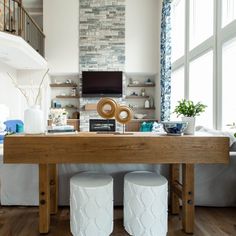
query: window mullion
184 0 190 99
221 20 236 42
188 37 214 61
172 57 184 71
215 0 223 129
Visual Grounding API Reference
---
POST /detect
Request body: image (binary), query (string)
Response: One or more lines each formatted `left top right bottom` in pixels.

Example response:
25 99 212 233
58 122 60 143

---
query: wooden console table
3 132 229 234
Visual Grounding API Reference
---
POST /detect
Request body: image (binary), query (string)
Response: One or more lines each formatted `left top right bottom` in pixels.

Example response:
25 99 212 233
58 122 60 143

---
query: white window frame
171 0 236 130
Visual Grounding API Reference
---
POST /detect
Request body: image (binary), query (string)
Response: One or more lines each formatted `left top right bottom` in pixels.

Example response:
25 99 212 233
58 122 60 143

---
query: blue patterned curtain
160 0 171 121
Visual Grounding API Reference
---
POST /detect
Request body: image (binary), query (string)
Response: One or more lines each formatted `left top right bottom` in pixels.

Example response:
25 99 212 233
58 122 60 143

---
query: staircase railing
0 0 45 57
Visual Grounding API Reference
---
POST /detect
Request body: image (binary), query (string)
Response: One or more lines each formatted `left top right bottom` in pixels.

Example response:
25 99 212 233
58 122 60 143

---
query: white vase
182 116 196 135
144 99 150 108
24 105 44 134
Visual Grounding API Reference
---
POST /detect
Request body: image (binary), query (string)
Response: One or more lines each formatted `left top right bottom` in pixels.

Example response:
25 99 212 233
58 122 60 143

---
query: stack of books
47 125 76 134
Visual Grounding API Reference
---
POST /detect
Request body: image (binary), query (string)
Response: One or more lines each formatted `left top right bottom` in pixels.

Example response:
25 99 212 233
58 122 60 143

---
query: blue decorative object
0 135 4 144
162 121 188 136
4 120 24 133
16 123 24 133
160 0 172 121
0 120 24 144
140 122 153 132
152 122 164 133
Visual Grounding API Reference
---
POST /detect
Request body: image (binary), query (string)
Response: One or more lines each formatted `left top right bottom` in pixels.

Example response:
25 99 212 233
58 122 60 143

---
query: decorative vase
182 116 196 135
144 99 150 108
24 105 44 134
60 114 67 126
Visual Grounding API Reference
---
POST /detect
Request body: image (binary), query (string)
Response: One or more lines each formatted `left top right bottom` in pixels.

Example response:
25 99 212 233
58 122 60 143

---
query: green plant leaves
174 99 207 117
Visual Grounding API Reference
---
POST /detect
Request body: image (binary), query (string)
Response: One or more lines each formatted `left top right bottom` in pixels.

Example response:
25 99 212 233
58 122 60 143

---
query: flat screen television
82 71 123 97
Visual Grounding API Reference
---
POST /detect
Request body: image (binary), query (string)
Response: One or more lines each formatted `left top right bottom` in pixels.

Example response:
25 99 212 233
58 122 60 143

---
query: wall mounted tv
82 71 123 97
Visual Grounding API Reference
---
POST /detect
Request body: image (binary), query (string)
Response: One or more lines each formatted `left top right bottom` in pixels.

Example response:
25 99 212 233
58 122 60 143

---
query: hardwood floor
0 206 236 235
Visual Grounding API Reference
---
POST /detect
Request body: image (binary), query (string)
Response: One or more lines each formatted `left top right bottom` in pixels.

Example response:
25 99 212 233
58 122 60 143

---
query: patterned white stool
124 171 168 236
70 172 113 236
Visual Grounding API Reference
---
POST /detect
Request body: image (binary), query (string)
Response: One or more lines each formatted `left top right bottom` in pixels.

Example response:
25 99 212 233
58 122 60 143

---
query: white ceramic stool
70 172 113 236
124 171 168 236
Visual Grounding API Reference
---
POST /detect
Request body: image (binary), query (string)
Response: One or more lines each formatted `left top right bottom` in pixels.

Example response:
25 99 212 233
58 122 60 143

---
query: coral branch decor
7 69 49 107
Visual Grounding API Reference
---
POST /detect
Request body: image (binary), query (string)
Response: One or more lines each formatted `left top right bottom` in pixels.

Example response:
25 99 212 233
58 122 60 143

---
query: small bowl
162 121 188 136
134 114 146 119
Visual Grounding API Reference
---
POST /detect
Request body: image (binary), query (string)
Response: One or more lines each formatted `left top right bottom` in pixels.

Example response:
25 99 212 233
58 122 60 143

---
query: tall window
189 0 213 49
189 51 213 127
171 0 185 62
170 67 184 120
171 0 236 129
222 0 236 27
222 37 236 127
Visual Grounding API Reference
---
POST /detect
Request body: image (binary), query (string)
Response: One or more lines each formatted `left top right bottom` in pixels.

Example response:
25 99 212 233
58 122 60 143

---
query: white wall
17 70 51 126
43 0 79 74
0 63 23 119
43 0 161 75
43 0 162 118
125 0 162 74
126 0 162 119
0 64 50 122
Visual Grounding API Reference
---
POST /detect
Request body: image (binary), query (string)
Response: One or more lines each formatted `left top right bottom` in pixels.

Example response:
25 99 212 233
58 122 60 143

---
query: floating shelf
50 83 77 88
126 96 150 99
50 106 78 109
56 95 80 98
63 106 79 109
131 119 158 122
133 107 156 110
127 84 155 87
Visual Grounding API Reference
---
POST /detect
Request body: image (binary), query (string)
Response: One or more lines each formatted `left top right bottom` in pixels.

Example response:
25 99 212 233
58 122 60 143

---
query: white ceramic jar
182 116 196 135
24 105 44 134
144 99 150 108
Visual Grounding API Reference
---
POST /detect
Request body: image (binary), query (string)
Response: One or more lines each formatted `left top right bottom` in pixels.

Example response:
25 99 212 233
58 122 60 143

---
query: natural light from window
189 0 213 50
171 0 236 129
222 0 236 27
189 51 213 128
170 67 184 121
171 0 185 62
222 38 236 128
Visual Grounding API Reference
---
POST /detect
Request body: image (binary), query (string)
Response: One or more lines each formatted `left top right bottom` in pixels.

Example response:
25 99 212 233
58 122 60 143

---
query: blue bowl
162 121 188 136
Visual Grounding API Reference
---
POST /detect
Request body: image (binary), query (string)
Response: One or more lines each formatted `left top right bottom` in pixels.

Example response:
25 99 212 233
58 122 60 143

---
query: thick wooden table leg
170 164 180 214
182 164 195 234
49 164 58 214
39 164 50 234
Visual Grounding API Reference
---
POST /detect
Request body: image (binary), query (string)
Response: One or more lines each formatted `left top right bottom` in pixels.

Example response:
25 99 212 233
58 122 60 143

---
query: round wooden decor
115 105 133 124
97 98 118 119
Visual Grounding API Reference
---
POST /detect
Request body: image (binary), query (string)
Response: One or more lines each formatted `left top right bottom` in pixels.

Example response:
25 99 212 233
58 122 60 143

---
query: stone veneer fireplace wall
79 0 126 131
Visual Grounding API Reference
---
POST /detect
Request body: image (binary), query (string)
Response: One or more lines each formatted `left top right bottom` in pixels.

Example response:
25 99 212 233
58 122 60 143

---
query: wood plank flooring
0 206 236 235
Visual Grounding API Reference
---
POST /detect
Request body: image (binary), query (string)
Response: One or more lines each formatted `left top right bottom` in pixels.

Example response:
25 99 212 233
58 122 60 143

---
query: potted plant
174 99 207 134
